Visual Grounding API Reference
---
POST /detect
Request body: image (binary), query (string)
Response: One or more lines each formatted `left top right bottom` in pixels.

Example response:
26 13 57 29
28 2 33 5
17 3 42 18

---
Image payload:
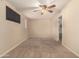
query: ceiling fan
32 0 56 15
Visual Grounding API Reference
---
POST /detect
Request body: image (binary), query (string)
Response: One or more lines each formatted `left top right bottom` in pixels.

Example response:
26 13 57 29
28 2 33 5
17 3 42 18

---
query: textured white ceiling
7 0 70 19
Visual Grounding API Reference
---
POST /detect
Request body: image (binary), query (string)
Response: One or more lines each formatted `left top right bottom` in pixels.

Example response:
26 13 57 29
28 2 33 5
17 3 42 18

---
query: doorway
58 16 62 42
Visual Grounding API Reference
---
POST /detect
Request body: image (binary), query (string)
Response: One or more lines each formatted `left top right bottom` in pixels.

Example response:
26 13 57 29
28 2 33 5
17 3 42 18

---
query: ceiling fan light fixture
32 0 56 15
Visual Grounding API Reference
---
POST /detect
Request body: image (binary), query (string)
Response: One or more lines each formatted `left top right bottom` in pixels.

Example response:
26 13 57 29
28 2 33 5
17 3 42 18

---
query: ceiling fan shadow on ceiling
32 0 56 15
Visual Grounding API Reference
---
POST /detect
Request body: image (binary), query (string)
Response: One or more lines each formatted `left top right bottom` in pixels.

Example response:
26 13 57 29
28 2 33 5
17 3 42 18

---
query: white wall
28 17 59 41
0 0 28 57
62 0 79 57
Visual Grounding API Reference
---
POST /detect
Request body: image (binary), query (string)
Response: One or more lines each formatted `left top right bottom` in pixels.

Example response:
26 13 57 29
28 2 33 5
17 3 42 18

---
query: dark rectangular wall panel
6 6 20 24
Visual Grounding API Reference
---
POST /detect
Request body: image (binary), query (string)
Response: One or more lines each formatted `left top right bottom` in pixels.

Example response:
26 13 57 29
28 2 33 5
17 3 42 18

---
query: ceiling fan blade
39 5 47 8
48 10 53 13
48 4 56 9
41 12 44 15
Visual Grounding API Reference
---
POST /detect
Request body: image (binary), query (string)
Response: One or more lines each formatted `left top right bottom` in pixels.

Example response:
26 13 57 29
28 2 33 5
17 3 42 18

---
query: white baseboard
0 39 26 57
63 43 79 57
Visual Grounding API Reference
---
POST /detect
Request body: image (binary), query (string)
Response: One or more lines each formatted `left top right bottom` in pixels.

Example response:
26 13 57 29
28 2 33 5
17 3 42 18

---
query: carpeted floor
3 38 78 58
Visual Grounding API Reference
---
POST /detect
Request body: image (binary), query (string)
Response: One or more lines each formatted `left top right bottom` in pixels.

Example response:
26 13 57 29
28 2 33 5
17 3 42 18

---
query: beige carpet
3 38 78 58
